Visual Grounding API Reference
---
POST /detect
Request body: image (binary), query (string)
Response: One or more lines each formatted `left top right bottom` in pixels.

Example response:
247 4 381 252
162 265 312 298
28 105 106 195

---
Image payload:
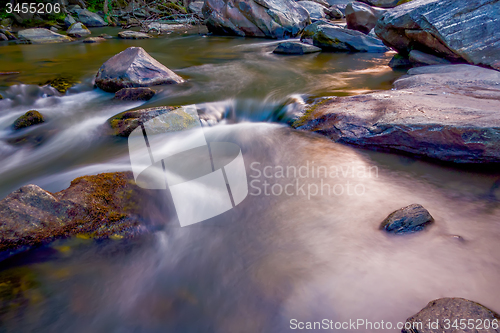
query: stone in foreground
402 298 500 333
118 30 152 39
301 22 388 52
78 9 107 27
95 47 184 92
380 204 433 234
18 28 73 44
297 65 500 163
12 110 45 130
202 0 310 39
346 1 386 34
67 22 91 37
273 41 321 55
113 87 156 101
375 0 500 70
108 106 178 137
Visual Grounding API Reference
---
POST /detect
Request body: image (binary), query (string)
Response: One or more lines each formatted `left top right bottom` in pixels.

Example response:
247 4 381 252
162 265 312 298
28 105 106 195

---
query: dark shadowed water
0 28 499 333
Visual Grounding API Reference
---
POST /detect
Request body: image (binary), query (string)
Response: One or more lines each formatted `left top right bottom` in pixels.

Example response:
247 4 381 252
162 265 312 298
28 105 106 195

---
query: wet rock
95 46 184 93
202 0 310 39
300 21 389 52
113 87 156 101
12 110 45 130
298 1 327 20
117 30 152 39
402 298 500 333
188 1 204 15
380 204 433 234
0 172 153 253
359 0 400 8
375 0 500 71
98 33 113 39
408 49 451 67
346 1 386 34
0 33 7 41
273 41 321 54
67 22 91 37
107 106 180 137
297 64 500 163
64 15 76 28
388 54 411 68
83 37 106 43
42 76 79 94
78 9 107 27
325 6 344 19
18 28 73 44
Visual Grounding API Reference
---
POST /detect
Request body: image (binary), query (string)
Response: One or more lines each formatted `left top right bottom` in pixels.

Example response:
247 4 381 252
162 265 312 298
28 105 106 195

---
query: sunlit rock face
375 0 500 70
202 0 311 39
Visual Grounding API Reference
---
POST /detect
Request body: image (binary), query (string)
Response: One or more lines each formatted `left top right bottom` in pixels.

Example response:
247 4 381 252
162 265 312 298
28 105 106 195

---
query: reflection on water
0 29 499 333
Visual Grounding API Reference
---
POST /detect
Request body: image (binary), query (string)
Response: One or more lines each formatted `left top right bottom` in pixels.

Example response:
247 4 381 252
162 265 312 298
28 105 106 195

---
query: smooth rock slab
375 0 500 70
95 46 184 92
402 298 500 333
118 30 152 39
202 0 310 39
301 21 389 52
18 28 73 44
67 22 91 37
297 65 500 163
273 41 322 54
408 49 451 66
380 204 433 234
346 1 386 34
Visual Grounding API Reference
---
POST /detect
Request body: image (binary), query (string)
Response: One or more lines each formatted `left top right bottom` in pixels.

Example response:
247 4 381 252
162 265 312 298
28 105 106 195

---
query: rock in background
346 1 386 34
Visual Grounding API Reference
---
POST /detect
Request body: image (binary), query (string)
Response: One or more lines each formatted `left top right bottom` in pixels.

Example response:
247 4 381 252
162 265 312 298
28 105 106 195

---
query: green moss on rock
12 110 45 130
42 76 80 94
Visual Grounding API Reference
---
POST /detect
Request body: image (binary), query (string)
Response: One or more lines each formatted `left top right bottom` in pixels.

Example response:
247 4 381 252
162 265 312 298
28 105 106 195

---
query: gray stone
359 0 400 8
297 65 500 163
298 1 327 20
402 298 500 333
301 21 389 52
325 6 344 19
375 0 500 71
380 204 433 234
202 0 310 39
64 15 76 28
118 30 152 39
78 9 107 27
409 49 451 66
67 22 91 37
188 1 204 15
50 26 58 32
18 28 73 44
346 1 386 34
273 41 322 54
95 46 184 92
67 4 82 13
83 37 106 43
108 106 180 137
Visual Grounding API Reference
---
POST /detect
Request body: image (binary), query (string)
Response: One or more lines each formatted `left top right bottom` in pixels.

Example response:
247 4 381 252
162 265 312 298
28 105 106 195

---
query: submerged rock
301 21 388 52
297 64 500 163
0 172 153 253
12 110 45 130
118 30 152 39
346 1 386 34
43 76 79 94
402 298 500 333
83 37 106 43
18 28 73 44
380 204 433 234
113 87 156 101
375 0 500 70
273 41 321 55
95 47 184 93
67 22 91 37
78 9 107 27
202 0 310 39
108 106 178 137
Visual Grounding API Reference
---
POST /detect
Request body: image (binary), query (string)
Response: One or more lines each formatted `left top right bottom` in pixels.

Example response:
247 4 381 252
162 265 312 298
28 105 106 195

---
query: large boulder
66 22 91 37
297 1 327 20
380 204 434 234
358 0 400 8
346 1 386 34
296 64 500 163
78 9 107 27
17 28 73 44
188 1 204 15
402 298 500 333
273 41 321 54
0 172 153 253
202 0 310 39
95 47 184 93
301 21 389 52
375 0 500 71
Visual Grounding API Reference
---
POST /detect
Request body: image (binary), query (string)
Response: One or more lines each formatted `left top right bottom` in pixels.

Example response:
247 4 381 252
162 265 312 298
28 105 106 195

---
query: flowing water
0 28 500 333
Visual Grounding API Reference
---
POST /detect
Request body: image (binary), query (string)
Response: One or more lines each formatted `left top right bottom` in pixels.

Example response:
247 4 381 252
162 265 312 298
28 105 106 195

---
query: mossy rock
12 110 45 130
108 106 180 137
42 76 80 94
292 98 334 128
113 87 156 101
